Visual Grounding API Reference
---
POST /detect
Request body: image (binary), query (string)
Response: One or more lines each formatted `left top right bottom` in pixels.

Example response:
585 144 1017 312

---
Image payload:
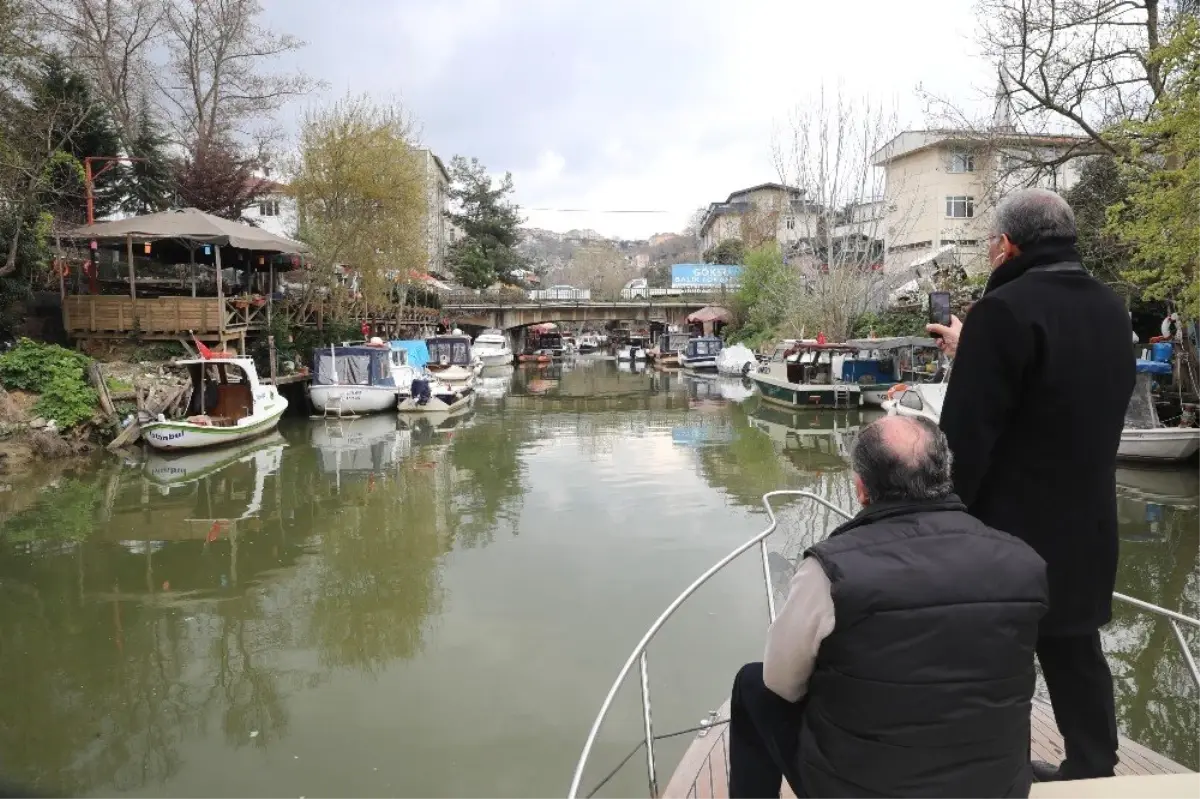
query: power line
524 207 674 213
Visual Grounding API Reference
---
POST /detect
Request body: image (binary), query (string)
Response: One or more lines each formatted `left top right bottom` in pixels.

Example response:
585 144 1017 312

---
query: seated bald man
728 416 1049 798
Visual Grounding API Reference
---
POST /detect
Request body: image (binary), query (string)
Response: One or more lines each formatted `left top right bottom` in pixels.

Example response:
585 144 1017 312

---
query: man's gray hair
851 416 954 504
991 187 1077 248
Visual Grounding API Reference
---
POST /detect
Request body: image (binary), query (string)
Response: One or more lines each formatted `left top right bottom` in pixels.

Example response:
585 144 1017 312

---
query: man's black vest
798 496 1048 798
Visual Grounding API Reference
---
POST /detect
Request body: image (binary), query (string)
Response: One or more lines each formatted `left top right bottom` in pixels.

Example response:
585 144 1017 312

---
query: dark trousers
728 663 807 798
1037 632 1119 779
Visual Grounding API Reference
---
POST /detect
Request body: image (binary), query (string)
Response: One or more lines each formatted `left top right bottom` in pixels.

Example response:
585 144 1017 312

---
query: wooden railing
63 295 257 336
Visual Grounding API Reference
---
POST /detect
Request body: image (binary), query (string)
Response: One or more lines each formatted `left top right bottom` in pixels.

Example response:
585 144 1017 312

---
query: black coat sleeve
939 296 1032 506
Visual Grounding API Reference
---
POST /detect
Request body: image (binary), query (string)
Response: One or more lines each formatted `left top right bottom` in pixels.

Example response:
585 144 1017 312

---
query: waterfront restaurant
58 208 308 353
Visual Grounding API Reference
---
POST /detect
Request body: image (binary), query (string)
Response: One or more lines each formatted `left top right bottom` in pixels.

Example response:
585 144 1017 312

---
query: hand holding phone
928 291 952 328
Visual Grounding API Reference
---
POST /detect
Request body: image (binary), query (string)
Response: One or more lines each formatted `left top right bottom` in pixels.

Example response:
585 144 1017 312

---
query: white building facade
872 130 1088 276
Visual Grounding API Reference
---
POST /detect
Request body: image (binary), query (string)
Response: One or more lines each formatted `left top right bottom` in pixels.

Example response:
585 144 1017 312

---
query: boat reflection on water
682 371 755 403
310 415 413 491
397 402 476 444
616 358 647 374
1116 466 1199 543
142 431 286 489
748 402 861 467
476 365 515 400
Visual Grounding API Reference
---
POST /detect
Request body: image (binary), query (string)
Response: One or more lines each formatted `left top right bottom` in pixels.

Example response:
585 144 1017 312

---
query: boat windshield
689 339 722 356
475 339 504 351
428 338 472 365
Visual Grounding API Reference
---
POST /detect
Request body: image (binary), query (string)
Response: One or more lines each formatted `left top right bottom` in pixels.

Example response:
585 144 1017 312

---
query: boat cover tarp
1134 358 1172 375
1124 371 1161 429
428 336 472 365
313 346 385 386
390 339 429 369
716 343 756 373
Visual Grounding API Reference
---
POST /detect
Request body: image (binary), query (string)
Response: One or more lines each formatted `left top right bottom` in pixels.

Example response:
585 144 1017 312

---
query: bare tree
158 0 316 148
558 242 637 299
769 89 923 339
935 0 1192 171
31 0 164 150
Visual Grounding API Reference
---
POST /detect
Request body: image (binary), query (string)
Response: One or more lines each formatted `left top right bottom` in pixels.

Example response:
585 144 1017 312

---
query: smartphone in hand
928 291 952 328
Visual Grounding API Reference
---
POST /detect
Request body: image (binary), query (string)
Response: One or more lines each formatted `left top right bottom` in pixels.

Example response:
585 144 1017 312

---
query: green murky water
0 359 1195 797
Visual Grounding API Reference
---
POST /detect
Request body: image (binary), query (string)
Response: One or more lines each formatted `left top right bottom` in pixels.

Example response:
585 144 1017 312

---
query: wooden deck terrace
663 697 1193 798
63 295 265 345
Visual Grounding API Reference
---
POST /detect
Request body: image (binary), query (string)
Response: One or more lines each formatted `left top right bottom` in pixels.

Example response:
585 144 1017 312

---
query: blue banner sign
671 263 742 289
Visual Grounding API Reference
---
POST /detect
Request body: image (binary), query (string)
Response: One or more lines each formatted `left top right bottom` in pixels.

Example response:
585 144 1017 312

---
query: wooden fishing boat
141 356 287 451
749 341 862 409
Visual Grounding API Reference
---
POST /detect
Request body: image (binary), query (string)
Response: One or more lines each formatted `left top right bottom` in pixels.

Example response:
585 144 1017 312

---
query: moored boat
309 339 419 417
577 333 601 353
748 341 862 409
679 336 723 371
617 335 651 362
397 373 474 414
141 356 288 451
654 331 691 368
1119 359 1200 464
843 336 943 406
472 328 514 367
715 342 757 376
425 333 481 389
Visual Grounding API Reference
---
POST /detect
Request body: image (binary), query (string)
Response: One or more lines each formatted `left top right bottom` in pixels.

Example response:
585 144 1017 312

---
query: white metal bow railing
567 490 1200 798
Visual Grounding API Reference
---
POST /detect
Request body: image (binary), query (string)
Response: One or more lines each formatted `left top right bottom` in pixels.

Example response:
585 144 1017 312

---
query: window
948 152 975 173
258 199 280 216
945 196 975 218
785 216 795 230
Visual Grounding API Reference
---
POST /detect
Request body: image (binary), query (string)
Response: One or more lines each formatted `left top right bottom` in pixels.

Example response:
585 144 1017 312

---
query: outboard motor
410 377 432 406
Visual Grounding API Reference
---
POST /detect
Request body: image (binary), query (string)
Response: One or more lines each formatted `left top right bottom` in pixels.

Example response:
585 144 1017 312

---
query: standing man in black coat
927 188 1135 782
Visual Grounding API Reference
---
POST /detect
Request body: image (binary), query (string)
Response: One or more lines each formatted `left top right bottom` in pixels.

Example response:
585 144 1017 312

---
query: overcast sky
265 0 995 239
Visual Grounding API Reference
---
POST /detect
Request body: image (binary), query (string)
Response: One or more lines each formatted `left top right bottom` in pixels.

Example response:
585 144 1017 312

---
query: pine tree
120 103 173 215
32 54 122 222
446 156 524 289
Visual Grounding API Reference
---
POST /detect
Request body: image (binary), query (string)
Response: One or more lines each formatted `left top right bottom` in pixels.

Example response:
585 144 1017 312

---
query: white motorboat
425 333 481 390
309 340 419 417
472 328 514 367
617 335 651 362
882 382 948 424
1119 359 1200 463
749 341 862 410
679 336 723 371
141 356 288 451
397 373 474 414
715 342 756 376
577 334 601 353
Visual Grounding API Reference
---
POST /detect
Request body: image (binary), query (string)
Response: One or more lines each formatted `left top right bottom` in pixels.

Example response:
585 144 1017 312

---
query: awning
909 244 956 270
65 207 309 254
687 305 732 324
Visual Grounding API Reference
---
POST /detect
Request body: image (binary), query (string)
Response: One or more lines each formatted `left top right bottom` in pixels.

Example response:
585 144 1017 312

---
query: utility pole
83 156 145 294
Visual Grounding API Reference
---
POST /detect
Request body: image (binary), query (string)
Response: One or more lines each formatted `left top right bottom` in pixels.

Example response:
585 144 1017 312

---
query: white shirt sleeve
762 556 836 702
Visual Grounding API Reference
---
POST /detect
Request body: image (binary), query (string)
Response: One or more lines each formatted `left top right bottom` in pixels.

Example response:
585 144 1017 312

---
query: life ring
1161 313 1181 342
886 383 909 401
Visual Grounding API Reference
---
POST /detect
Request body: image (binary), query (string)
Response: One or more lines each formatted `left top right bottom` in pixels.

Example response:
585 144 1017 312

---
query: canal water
0 359 1195 797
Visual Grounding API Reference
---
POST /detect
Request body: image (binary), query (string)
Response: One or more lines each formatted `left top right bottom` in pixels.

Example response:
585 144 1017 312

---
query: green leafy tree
1107 15 1199 321
703 237 745 265
446 156 524 289
728 243 799 347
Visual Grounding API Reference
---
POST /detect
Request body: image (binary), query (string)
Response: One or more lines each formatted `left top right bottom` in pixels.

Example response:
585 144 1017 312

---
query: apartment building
419 148 452 275
872 130 1088 275
698 183 822 254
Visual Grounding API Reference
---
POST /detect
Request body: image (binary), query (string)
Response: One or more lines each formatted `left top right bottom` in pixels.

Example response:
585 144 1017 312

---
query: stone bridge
441 299 714 333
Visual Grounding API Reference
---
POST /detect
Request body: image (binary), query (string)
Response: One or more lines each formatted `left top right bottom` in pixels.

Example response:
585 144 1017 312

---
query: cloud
265 0 993 238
